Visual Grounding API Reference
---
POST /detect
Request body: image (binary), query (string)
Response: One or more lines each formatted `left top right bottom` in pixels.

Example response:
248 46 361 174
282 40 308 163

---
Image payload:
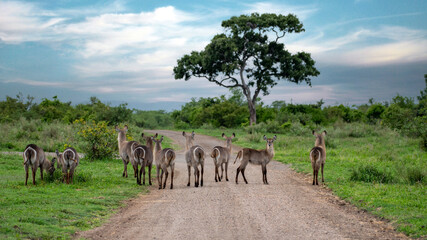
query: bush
405 167 426 185
350 165 394 183
74 119 116 160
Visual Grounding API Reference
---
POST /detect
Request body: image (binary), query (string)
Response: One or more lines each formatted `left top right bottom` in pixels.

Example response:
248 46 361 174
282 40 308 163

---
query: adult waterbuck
210 133 235 182
23 144 56 185
234 135 276 184
310 130 327 185
56 147 80 184
153 136 176 189
115 125 139 178
183 131 205 187
132 143 154 185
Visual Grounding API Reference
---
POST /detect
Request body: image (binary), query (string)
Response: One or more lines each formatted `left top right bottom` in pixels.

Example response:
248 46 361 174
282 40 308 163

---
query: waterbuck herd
22 126 327 187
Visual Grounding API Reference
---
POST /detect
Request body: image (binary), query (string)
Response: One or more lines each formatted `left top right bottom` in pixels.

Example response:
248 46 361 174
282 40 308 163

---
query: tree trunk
248 99 257 126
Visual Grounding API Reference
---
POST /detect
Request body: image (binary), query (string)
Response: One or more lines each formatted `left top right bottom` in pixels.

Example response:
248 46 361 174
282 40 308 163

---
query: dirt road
77 130 406 239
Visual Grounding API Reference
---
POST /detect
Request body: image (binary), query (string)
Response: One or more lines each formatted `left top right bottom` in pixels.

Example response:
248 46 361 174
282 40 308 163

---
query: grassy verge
192 127 427 238
0 134 173 239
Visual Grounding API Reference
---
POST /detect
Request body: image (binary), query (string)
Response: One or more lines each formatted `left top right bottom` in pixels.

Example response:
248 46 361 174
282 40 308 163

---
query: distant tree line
1 75 426 149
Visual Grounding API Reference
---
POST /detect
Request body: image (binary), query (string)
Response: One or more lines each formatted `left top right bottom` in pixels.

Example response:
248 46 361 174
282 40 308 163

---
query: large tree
173 13 320 125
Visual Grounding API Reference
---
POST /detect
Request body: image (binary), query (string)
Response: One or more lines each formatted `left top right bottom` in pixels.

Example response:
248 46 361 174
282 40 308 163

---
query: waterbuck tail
310 147 322 163
234 150 242 164
165 149 175 165
23 146 37 165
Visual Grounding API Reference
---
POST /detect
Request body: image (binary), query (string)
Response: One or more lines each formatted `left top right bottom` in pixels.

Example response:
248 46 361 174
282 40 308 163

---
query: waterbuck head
49 157 56 174
263 135 277 150
142 133 158 150
222 133 235 149
182 131 195 150
115 125 128 143
312 130 327 147
153 136 164 151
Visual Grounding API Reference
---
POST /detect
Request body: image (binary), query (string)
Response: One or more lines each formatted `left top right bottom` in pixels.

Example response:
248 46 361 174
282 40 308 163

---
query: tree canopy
174 13 320 125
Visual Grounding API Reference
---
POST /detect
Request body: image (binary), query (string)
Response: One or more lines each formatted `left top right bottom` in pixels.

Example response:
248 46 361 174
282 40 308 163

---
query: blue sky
0 0 426 110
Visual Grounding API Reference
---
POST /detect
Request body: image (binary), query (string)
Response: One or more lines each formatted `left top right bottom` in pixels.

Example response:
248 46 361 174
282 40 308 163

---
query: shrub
74 119 116 160
405 167 426 185
350 165 394 183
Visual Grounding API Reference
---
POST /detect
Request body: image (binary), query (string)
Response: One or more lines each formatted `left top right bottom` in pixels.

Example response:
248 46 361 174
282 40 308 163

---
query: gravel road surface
77 130 406 240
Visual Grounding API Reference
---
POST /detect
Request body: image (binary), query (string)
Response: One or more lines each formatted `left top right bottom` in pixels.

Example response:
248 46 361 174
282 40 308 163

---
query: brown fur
56 147 80 184
23 144 56 185
234 135 276 184
115 125 140 178
211 133 235 182
310 130 327 185
132 144 154 186
183 131 205 187
153 136 176 189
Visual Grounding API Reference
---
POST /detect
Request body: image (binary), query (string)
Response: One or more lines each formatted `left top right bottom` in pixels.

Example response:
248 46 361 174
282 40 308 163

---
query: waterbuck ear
322 130 327 136
141 133 144 138
263 135 267 141
55 149 59 156
51 157 56 165
160 136 164 142
154 133 158 138
312 130 316 136
222 133 226 138
191 131 195 139
182 131 186 136
273 135 277 141
124 125 128 132
232 133 236 138
115 125 120 132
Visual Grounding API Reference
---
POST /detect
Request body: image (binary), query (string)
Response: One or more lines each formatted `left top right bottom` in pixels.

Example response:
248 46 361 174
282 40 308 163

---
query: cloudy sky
1 0 426 110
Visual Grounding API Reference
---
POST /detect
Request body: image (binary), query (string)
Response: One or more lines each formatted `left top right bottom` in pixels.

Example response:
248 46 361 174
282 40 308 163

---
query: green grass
0 154 165 238
193 127 427 239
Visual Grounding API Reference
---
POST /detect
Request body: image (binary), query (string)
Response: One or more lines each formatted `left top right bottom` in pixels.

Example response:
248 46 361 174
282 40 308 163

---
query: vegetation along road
78 130 406 239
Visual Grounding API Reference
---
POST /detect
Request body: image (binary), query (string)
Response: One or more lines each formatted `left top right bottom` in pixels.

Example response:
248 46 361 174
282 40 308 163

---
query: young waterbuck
23 144 56 185
132 143 154 185
182 131 195 150
115 125 139 178
210 133 235 182
56 147 80 184
153 136 176 189
310 130 327 185
183 131 205 187
141 132 158 153
234 135 276 184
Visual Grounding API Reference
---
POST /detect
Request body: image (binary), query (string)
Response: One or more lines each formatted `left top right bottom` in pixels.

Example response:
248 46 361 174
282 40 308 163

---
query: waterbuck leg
312 169 315 185
40 167 43 180
201 164 204 187
148 164 152 185
241 168 248 184
321 163 325 183
25 165 29 186
32 167 36 185
157 167 161 189
187 165 191 187
215 165 219 182
170 165 174 189
235 167 240 184
194 168 199 187
163 170 168 189
159 169 164 189
225 161 229 181
220 163 224 181
138 165 142 185
123 161 128 178
263 165 269 185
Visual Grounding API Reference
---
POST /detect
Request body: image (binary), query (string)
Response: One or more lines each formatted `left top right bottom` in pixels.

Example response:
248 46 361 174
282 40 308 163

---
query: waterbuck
23 144 56 185
183 131 205 187
210 133 235 182
132 143 154 185
56 147 80 184
153 136 176 189
234 135 276 184
115 125 139 178
310 130 327 185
